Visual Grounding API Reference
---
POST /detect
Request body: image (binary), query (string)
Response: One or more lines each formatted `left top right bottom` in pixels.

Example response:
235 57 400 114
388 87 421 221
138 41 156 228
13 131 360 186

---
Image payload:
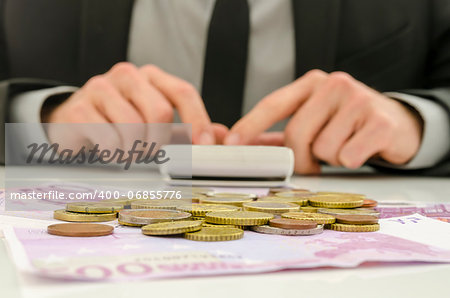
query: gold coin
308 196 364 208
258 196 309 206
329 223 380 232
176 204 240 217
281 212 335 224
201 223 241 229
118 219 143 227
199 196 253 207
142 220 202 235
242 201 300 215
318 208 380 217
207 192 257 200
275 191 316 198
101 198 136 207
184 227 244 241
131 199 189 210
54 209 117 222
268 188 311 195
66 202 123 213
317 191 366 198
300 206 319 213
205 211 273 226
118 209 191 225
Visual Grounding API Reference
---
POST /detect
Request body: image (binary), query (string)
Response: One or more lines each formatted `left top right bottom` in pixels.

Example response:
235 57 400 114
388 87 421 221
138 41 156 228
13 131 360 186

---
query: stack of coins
176 204 240 220
242 201 300 216
251 218 323 236
118 209 192 227
267 189 380 232
329 215 380 232
53 201 127 223
199 192 257 207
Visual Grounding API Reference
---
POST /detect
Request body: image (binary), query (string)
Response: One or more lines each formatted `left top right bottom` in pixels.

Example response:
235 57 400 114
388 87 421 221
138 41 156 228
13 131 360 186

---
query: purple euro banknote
2 214 450 281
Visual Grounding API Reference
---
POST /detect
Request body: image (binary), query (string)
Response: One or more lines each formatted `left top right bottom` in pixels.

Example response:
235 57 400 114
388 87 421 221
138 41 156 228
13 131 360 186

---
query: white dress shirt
10 0 450 169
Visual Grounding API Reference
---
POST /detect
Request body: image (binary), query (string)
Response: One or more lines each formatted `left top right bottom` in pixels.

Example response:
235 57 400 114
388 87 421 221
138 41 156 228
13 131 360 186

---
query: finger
141 65 215 145
248 132 284 146
312 92 368 166
212 123 229 145
64 102 122 155
338 118 387 169
85 76 147 151
225 69 328 145
285 73 353 174
106 62 174 123
85 76 145 124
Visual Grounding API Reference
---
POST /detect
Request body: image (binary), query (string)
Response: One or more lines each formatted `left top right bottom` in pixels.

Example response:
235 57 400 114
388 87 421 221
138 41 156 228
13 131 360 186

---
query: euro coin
329 223 380 232
269 218 317 230
118 209 191 226
308 196 364 208
118 219 142 227
54 209 117 222
199 196 253 207
47 223 113 237
251 225 323 236
362 199 378 208
242 201 300 215
268 187 311 195
300 206 319 213
258 195 309 206
201 223 241 229
131 199 189 210
184 227 244 241
176 204 240 217
100 198 136 208
318 208 380 217
207 192 257 200
205 211 274 226
334 215 379 225
281 212 335 224
142 220 202 235
66 202 123 213
275 191 316 198
317 191 366 198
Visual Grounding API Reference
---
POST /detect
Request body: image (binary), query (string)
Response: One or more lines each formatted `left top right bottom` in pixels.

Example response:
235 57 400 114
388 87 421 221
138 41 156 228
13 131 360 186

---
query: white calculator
159 145 294 187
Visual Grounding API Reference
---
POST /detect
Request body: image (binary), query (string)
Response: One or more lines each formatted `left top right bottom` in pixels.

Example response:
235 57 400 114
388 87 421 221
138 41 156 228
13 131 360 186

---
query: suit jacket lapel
292 0 340 77
79 0 134 83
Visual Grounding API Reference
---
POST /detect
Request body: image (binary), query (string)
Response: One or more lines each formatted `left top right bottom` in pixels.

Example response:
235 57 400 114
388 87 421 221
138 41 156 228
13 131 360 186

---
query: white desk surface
1 166 449 298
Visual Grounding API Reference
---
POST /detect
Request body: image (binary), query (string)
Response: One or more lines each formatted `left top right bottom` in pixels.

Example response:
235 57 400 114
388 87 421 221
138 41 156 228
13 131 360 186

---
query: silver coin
250 225 323 236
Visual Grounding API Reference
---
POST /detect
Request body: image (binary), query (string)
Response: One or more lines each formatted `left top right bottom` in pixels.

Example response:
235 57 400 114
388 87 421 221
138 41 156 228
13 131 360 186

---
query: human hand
225 70 423 174
46 62 216 146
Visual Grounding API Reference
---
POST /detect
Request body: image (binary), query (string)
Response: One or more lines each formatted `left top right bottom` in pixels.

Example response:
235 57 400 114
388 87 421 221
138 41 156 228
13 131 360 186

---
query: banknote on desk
1 213 450 281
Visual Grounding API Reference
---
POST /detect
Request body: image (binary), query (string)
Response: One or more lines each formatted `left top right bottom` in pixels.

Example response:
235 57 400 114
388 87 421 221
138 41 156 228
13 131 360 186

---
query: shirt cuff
10 86 78 123
8 87 78 153
375 92 450 169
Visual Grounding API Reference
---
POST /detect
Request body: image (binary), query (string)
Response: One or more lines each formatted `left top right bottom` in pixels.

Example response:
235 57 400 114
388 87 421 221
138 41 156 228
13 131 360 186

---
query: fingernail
198 131 215 145
224 133 241 145
340 154 359 169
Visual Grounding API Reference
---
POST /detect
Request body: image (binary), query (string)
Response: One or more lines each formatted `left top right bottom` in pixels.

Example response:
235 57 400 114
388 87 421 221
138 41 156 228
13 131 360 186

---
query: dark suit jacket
1 0 449 175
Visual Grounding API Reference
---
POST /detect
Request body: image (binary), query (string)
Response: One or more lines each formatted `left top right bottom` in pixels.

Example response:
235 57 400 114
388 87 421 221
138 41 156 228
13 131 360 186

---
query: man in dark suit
1 0 449 175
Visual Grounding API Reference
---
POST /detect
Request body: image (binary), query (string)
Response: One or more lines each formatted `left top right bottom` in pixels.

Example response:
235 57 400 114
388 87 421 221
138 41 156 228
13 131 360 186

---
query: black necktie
201 0 250 128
